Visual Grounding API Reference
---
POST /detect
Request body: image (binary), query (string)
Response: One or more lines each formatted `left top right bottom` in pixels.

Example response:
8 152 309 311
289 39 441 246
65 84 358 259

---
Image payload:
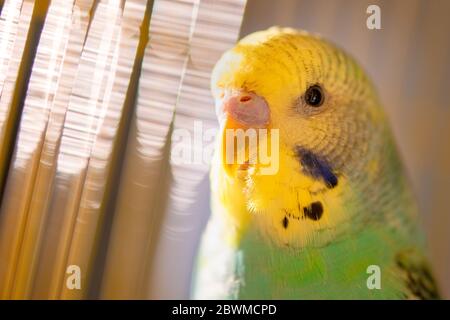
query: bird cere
192 27 440 299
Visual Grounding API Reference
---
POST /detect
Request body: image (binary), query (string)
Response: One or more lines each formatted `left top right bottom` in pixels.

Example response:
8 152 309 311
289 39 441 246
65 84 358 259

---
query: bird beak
216 90 271 177
216 90 270 130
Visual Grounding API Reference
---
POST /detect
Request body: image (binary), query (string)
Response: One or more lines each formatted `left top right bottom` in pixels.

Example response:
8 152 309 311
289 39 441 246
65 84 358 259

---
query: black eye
304 85 324 107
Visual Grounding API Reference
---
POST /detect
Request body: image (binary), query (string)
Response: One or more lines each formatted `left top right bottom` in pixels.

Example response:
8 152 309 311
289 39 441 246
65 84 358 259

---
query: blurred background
0 0 449 299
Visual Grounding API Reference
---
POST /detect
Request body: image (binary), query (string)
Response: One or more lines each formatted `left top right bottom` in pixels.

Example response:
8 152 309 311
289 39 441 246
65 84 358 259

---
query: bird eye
304 85 324 107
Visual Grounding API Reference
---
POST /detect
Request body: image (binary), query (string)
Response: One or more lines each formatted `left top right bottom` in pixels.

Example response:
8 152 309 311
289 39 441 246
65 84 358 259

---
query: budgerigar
192 27 439 299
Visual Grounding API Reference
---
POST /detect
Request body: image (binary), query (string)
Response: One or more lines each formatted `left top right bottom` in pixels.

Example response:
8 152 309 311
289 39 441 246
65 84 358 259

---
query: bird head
211 27 404 247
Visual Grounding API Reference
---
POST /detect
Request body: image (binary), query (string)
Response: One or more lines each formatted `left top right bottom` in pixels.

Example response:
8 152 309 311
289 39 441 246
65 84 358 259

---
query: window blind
0 0 246 299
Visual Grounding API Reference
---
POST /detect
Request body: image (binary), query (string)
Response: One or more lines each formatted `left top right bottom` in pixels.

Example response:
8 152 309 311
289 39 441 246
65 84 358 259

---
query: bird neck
232 218 411 299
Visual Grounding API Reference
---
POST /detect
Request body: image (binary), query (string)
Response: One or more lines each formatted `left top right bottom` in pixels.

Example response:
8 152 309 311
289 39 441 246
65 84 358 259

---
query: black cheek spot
303 201 324 221
325 174 338 188
282 216 289 229
294 147 338 189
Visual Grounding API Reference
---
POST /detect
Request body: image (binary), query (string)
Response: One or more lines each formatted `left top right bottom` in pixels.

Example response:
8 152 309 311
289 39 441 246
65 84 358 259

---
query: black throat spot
294 146 338 188
303 201 324 221
282 216 289 229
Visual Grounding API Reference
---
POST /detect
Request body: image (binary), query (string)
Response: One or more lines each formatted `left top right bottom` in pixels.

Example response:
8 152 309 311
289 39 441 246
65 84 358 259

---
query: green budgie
192 27 439 299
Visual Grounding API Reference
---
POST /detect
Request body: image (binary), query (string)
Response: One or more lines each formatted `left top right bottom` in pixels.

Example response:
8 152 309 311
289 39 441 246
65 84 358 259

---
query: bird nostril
239 96 252 103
